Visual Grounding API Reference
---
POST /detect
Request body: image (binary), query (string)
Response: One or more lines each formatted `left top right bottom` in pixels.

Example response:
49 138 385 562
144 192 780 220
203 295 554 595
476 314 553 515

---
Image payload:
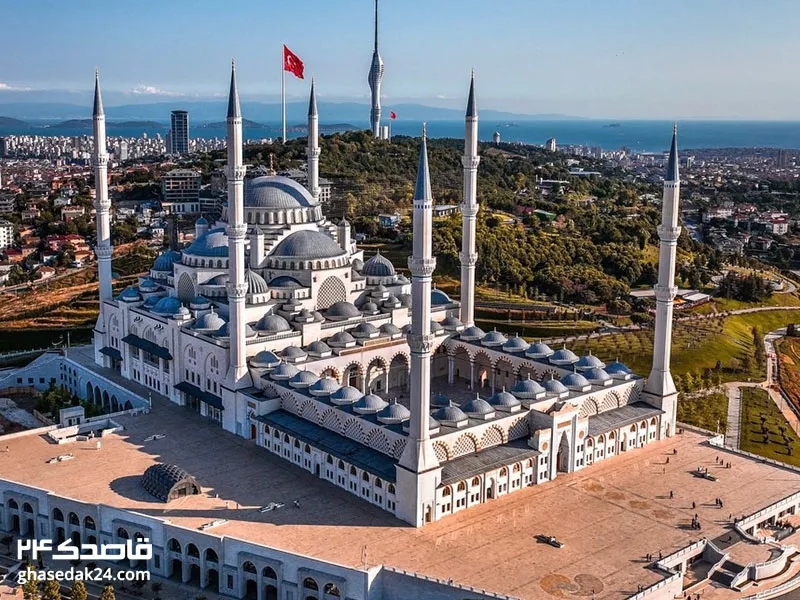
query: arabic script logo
17 538 153 562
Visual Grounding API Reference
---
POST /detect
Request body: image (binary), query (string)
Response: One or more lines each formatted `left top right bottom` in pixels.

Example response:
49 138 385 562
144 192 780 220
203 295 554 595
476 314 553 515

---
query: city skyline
1 0 800 120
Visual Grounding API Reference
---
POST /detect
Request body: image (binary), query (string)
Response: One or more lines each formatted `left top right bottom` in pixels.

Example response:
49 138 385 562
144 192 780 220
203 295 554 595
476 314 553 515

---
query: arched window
303 577 319 591
186 543 199 558
242 561 257 574
362 472 370 482
7 499 18 510
324 583 341 597
499 467 508 477
167 539 181 553
338 460 345 470
304 444 311 454
68 512 79 525
326 455 333 464
457 482 466 491
22 503 33 514
350 466 357 476
83 516 96 530
471 477 481 487
52 508 64 522
205 548 218 562
116 527 129 539
388 484 395 495
375 479 383 489
294 439 301 448
442 487 451 496
263 566 278 580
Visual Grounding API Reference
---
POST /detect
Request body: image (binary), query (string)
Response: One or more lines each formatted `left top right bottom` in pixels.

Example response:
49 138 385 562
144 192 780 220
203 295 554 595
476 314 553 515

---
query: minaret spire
460 71 480 326
307 78 320 202
367 0 385 138
397 124 442 527
643 125 681 437
223 61 249 393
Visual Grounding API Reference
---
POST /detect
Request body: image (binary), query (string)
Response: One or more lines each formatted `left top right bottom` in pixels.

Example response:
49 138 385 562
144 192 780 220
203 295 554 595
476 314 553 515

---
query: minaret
397 125 442 527
643 125 680 437
367 0 384 138
460 71 480 327
224 61 248 386
307 78 320 202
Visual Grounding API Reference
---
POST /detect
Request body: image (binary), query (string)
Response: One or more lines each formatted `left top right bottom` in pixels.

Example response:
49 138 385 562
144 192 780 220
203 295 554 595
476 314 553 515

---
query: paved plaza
2 400 800 599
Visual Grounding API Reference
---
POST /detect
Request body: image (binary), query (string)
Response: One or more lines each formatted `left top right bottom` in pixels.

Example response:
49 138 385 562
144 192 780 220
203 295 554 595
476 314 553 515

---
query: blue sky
0 0 798 119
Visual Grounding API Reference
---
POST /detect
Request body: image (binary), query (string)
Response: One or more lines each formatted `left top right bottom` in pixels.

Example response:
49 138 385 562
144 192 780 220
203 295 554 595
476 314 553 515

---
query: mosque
58 51 681 528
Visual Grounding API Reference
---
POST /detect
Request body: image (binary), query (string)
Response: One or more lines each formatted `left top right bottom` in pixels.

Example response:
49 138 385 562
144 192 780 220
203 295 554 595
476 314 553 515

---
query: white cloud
0 82 32 92
129 84 184 97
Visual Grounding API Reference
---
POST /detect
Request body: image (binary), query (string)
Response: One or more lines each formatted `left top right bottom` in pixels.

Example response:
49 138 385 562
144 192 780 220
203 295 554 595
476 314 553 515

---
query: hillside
47 119 164 129
0 116 29 127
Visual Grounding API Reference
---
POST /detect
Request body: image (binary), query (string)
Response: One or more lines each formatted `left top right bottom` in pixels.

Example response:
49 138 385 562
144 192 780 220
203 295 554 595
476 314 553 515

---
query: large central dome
271 230 347 259
245 176 317 209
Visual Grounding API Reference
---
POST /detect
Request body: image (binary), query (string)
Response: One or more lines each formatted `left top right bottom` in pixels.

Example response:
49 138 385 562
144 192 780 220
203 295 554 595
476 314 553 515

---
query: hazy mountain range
0 100 579 123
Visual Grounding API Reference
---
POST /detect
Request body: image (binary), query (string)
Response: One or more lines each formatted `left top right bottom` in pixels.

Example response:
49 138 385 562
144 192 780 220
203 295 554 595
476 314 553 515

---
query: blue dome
353 394 389 414
120 286 141 302
142 295 161 309
432 392 451 408
526 342 554 358
269 276 303 289
550 347 579 364
377 401 411 424
561 371 590 390
139 277 158 290
250 350 281 368
512 377 546 398
152 250 181 273
584 367 612 383
196 216 208 225
431 289 452 305
189 295 210 309
503 335 530 353
576 352 606 370
152 296 182 316
245 175 318 209
330 386 362 405
363 251 396 277
489 389 521 410
289 370 318 388
214 321 256 338
271 230 345 259
481 330 508 347
606 361 632 375
543 376 569 395
207 274 229 286
462 396 495 417
281 346 308 361
246 270 269 294
193 312 226 331
460 326 486 341
185 227 229 257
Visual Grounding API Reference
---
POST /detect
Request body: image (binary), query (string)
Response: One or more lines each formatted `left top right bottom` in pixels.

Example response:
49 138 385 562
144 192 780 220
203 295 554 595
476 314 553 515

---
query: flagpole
388 114 391 142
281 45 286 143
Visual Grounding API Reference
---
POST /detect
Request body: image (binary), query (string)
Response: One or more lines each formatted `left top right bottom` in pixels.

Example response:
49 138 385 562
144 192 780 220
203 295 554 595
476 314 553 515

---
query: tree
99 584 116 600
22 568 40 600
70 581 88 600
151 581 163 600
42 580 62 600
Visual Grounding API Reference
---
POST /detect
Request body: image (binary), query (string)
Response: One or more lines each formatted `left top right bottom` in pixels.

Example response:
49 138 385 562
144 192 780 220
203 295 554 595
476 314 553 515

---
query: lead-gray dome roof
255 313 291 333
377 401 411 424
353 394 389 414
245 175 318 209
245 270 268 294
432 403 468 426
363 252 396 277
330 385 362 405
185 227 229 257
271 230 346 260
141 464 199 503
462 396 494 417
325 301 361 321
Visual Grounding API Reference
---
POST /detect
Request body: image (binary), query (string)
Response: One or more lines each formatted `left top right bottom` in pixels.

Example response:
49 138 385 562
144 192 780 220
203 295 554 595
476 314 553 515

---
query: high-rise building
546 138 557 152
492 131 501 144
0 137 8 157
170 110 190 155
367 0 384 138
0 219 14 250
161 168 201 214
778 149 791 168
119 140 129 162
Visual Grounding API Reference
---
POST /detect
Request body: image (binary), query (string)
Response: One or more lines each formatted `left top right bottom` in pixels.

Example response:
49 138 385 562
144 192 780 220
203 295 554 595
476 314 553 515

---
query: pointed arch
344 419 365 444
579 397 599 418
322 409 343 433
481 425 505 449
317 276 347 310
366 428 390 454
433 441 450 462
452 433 478 457
391 438 407 459
300 399 320 424
508 416 530 439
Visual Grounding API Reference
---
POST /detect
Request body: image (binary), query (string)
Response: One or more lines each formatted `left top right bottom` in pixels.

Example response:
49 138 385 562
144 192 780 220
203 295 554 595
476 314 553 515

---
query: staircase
711 560 745 588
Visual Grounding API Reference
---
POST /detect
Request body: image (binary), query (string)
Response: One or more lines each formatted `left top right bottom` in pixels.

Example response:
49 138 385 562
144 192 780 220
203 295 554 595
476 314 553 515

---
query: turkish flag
283 45 304 79
390 111 397 120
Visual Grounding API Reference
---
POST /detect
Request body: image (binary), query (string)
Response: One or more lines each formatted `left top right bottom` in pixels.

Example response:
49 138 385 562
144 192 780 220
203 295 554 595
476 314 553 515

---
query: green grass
677 393 728 433
713 293 800 311
740 387 800 467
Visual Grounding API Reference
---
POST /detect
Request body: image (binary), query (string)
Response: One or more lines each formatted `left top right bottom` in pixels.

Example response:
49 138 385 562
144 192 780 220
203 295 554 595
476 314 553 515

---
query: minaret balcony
654 284 678 302
226 224 248 239
461 155 481 169
657 225 681 242
95 245 113 259
460 205 479 218
408 257 436 277
93 154 109 167
227 165 246 180
308 147 321 158
226 282 248 300
407 333 436 354
459 251 478 266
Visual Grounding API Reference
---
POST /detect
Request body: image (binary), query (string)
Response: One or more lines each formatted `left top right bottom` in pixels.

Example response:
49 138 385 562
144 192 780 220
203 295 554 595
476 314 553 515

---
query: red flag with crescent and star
283 45 304 79
390 111 397 120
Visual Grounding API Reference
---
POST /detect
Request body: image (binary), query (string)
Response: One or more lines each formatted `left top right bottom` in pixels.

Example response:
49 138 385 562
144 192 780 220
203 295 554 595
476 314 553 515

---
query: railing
382 566 520 600
624 569 682 600
741 569 800 600
655 538 707 569
737 490 800 535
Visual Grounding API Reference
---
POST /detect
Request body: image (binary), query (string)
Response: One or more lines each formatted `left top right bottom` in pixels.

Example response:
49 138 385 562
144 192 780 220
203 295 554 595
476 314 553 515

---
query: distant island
0 116 30 128
290 123 359 133
46 119 164 129
197 118 269 130
604 123 622 128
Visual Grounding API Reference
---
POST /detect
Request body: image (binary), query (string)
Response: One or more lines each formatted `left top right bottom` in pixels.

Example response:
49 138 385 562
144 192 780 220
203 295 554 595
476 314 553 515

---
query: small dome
543 375 569 395
377 400 411 424
383 294 400 308
606 361 632 375
576 352 606 371
215 322 256 338
431 288 452 305
281 346 308 361
432 392 451 408
189 295 211 309
245 175 318 209
306 340 331 356
352 258 364 271
193 312 226 331
271 362 300 380
142 295 161 309
255 313 292 333
398 293 412 307
328 331 356 347
363 251 396 277
430 320 444 333
361 301 380 315
353 393 389 414
245 270 269 295
351 322 379 338
185 227 229 257
550 346 579 365
195 216 208 225
139 277 158 290
250 350 281 369
396 274 410 284
584 367 612 383
289 370 318 388
432 402 468 427
296 308 313 320
152 296 183 316
120 286 141 302
561 371 590 390
269 275 303 289
503 335 530 353
380 323 401 336
152 250 181 273
325 301 361 321
271 230 346 260
461 326 486 341
512 376 546 399
141 464 199 503
526 341 554 358
173 306 191 318
330 386 362 405
441 315 464 331
207 273 229 286
309 377 341 397
489 389 521 411
481 329 508 347
462 395 495 418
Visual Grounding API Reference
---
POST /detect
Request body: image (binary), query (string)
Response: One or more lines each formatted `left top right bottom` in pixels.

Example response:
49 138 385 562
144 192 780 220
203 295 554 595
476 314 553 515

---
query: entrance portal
557 433 571 473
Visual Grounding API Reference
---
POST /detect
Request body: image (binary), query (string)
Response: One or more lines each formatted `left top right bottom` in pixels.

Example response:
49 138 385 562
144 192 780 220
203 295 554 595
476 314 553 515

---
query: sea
1 119 799 152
